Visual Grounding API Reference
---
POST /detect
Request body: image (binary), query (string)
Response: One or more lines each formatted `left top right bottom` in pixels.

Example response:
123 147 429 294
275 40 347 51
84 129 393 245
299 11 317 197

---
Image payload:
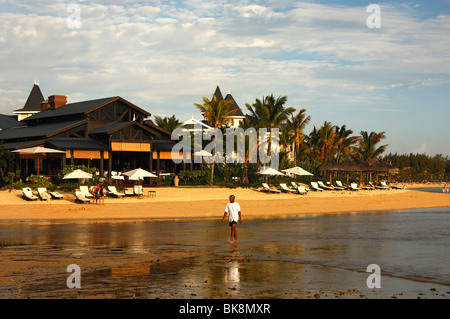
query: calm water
1 200 449 298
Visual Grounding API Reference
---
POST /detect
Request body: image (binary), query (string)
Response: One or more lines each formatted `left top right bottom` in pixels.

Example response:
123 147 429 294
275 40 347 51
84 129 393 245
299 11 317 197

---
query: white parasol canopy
122 168 158 180
12 146 66 175
258 167 285 176
282 166 314 176
63 169 93 180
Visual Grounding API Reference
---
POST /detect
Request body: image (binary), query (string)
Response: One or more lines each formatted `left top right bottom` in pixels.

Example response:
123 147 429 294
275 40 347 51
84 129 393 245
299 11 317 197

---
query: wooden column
100 150 104 177
156 150 160 175
70 150 74 165
108 151 112 179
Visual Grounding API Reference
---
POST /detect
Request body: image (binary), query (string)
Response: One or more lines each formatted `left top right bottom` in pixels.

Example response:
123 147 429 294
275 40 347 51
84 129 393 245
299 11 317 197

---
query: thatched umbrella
317 160 340 184
338 160 368 184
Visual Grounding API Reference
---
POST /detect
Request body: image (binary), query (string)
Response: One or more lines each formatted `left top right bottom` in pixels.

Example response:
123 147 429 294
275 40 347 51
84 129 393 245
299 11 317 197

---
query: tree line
155 93 449 183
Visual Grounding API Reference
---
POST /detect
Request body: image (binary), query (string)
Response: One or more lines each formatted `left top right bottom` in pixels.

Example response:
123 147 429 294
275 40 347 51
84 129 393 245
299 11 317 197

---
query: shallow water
1 205 450 298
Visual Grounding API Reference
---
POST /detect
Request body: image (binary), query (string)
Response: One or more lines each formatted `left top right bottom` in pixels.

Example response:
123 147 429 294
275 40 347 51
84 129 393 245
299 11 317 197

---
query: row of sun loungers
23 185 149 204
261 180 400 194
22 187 64 201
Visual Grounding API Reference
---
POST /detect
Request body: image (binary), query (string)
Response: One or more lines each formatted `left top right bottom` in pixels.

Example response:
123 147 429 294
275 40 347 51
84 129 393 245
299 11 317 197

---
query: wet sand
1 184 449 299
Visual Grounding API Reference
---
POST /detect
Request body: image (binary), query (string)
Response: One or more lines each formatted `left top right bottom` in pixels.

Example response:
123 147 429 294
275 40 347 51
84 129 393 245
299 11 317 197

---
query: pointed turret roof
212 85 223 101
211 85 244 117
224 91 244 116
14 83 45 113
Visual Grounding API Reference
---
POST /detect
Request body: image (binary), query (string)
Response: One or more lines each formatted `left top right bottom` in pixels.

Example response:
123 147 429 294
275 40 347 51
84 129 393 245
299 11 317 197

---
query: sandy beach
0 184 449 223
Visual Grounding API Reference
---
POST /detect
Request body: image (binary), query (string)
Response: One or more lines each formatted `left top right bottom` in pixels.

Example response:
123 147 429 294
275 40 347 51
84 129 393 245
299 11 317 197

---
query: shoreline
0 185 449 225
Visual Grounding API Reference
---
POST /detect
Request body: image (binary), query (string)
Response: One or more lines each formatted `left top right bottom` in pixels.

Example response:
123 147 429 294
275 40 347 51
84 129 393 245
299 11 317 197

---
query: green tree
353 131 388 165
154 115 182 132
286 108 310 165
194 96 236 185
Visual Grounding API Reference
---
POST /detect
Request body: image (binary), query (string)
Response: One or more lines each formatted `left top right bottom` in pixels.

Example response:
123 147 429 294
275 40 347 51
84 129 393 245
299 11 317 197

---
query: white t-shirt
225 202 241 222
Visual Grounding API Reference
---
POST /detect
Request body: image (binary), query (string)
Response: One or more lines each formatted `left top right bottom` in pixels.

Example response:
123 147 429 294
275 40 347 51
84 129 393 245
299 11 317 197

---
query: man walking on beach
222 195 242 243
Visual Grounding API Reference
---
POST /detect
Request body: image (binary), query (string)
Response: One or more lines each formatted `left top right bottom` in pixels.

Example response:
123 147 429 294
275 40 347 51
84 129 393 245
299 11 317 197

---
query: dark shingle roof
23 97 115 121
14 84 45 112
0 114 19 130
0 119 85 140
224 93 244 117
47 138 109 150
89 121 130 134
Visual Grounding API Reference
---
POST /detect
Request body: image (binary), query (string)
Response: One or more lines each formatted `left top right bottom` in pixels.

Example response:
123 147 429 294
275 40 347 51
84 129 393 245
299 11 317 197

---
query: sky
0 0 449 157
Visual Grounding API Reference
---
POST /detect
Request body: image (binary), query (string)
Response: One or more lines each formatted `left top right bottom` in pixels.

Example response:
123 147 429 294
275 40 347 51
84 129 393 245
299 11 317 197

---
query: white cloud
0 1 449 155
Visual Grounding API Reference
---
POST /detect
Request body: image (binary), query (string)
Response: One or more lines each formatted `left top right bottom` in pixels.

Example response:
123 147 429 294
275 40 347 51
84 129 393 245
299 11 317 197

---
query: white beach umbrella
282 166 314 176
63 169 93 180
258 167 285 176
12 146 66 175
193 150 212 157
122 168 158 180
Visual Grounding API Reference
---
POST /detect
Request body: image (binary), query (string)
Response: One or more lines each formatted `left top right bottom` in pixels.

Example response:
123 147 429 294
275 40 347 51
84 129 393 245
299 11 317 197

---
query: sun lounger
310 182 324 191
262 183 281 193
108 186 125 198
333 181 346 190
80 186 94 198
349 183 360 191
318 181 334 190
373 181 390 190
50 191 64 199
380 181 392 189
297 186 308 195
124 188 134 196
75 191 91 203
37 187 51 201
134 185 144 196
280 183 296 193
22 187 39 201
360 183 375 190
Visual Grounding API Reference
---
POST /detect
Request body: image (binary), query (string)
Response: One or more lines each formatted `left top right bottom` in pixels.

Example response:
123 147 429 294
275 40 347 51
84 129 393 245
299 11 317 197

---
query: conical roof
224 92 244 116
317 160 340 171
212 85 223 101
15 83 45 112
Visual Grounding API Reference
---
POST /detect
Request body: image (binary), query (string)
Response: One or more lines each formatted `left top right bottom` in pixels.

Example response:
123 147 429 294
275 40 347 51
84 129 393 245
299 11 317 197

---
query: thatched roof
317 160 340 171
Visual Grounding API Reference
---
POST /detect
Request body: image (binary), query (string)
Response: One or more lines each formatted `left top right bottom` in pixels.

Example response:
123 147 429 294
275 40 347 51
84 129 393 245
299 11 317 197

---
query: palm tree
194 96 236 184
245 94 295 168
153 115 182 132
352 131 388 165
334 125 358 163
286 108 310 165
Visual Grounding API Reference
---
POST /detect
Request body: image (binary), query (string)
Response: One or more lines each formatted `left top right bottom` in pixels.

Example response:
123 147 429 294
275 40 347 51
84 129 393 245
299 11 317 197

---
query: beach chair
373 181 390 190
134 185 144 197
22 187 39 201
349 183 360 191
380 181 392 189
310 182 324 192
290 182 299 190
50 191 64 199
37 187 51 201
262 183 281 193
124 188 134 196
333 181 346 190
360 183 375 190
75 191 91 203
297 186 308 195
108 186 125 198
318 181 334 190
80 185 94 198
280 183 296 193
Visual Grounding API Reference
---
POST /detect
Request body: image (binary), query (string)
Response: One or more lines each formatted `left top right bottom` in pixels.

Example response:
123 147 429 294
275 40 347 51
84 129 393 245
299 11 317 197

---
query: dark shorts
229 221 237 227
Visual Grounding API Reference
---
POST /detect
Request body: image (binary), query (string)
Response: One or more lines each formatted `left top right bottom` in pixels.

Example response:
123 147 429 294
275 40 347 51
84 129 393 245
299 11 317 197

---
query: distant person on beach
92 184 99 204
98 184 105 205
222 195 242 243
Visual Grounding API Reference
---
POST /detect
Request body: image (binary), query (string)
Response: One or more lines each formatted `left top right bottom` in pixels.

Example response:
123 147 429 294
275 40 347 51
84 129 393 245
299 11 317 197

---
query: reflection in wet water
1 207 450 298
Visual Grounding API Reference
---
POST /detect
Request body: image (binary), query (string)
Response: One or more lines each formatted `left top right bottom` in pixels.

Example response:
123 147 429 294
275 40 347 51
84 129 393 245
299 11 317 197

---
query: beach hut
317 160 340 184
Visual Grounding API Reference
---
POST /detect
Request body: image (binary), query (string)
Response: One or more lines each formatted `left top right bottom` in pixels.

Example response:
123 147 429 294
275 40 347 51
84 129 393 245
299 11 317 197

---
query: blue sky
0 0 449 156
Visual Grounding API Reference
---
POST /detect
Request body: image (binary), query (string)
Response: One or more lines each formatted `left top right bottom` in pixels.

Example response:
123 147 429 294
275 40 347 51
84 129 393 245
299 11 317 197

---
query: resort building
211 85 245 129
0 84 192 180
